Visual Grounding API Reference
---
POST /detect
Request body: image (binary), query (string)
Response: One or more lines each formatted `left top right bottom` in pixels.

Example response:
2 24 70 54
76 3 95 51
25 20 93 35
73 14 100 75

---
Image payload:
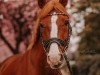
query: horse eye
40 23 46 28
42 40 50 49
64 20 70 26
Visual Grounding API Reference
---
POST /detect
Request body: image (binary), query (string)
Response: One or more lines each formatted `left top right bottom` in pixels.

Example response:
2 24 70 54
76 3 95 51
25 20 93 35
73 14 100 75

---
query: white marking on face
50 12 58 38
47 12 70 74
48 12 60 65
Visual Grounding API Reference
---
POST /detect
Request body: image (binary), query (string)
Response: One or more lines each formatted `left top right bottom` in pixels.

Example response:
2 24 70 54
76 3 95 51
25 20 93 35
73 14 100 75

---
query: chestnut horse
0 0 72 75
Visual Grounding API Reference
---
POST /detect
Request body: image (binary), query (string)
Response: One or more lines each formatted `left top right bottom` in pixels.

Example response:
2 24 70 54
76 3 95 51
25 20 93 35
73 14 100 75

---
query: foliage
78 13 100 55
72 0 100 75
0 0 38 54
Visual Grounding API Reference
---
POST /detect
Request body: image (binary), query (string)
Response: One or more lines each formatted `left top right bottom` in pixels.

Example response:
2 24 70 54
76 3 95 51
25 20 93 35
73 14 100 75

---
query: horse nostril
47 55 50 60
60 54 63 61
47 55 52 62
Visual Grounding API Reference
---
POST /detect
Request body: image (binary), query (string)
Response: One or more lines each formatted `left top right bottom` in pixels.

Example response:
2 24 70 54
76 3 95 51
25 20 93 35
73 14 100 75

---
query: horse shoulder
0 54 22 72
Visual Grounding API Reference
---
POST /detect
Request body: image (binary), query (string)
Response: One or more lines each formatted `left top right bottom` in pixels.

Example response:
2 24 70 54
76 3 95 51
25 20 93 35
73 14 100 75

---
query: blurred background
0 0 100 75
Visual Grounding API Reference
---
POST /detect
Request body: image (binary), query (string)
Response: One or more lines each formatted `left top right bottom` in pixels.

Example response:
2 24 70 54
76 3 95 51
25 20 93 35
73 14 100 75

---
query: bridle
39 13 73 75
40 13 72 54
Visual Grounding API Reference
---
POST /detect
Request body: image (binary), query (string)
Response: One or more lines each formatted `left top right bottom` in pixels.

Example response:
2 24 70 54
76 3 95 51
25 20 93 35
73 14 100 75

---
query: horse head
40 12 71 69
38 1 71 69
28 0 71 69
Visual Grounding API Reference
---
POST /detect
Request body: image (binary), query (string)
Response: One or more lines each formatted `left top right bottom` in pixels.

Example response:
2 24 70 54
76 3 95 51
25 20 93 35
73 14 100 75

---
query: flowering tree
0 0 38 62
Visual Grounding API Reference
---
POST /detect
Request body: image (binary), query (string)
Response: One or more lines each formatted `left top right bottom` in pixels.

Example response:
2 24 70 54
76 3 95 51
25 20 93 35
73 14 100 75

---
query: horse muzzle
47 54 65 69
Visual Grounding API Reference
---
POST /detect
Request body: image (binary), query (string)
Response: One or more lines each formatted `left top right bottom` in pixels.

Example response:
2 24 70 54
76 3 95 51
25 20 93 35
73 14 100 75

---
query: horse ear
38 0 46 9
59 0 68 7
38 0 68 9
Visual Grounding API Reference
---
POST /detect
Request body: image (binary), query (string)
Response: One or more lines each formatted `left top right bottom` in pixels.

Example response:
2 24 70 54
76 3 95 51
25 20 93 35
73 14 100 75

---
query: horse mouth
49 59 65 69
47 54 65 69
50 63 62 69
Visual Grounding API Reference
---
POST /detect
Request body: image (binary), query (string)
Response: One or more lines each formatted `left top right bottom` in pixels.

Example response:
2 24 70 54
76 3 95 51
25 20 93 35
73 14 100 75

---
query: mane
27 0 69 50
38 0 68 8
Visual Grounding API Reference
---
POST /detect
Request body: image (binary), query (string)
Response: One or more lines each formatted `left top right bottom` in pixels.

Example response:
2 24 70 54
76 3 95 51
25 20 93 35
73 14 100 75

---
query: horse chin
49 59 65 69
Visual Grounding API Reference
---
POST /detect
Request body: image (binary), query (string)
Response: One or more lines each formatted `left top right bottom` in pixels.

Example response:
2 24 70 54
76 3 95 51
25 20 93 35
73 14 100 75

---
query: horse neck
30 38 46 63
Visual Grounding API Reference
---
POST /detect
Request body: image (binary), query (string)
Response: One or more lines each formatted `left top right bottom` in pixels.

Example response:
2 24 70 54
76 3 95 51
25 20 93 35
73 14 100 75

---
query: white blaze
48 12 60 62
48 12 69 75
50 12 58 38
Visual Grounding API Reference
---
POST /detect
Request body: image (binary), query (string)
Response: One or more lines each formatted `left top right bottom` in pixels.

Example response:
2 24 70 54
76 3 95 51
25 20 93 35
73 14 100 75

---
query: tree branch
0 29 19 54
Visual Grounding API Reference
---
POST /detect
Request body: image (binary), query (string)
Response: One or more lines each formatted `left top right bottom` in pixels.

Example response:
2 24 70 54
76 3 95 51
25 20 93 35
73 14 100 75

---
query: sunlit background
0 0 100 75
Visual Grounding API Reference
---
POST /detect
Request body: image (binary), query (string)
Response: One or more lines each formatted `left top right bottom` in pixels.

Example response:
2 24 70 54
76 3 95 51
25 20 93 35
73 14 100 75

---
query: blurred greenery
78 13 100 55
91 0 100 2
72 0 100 75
